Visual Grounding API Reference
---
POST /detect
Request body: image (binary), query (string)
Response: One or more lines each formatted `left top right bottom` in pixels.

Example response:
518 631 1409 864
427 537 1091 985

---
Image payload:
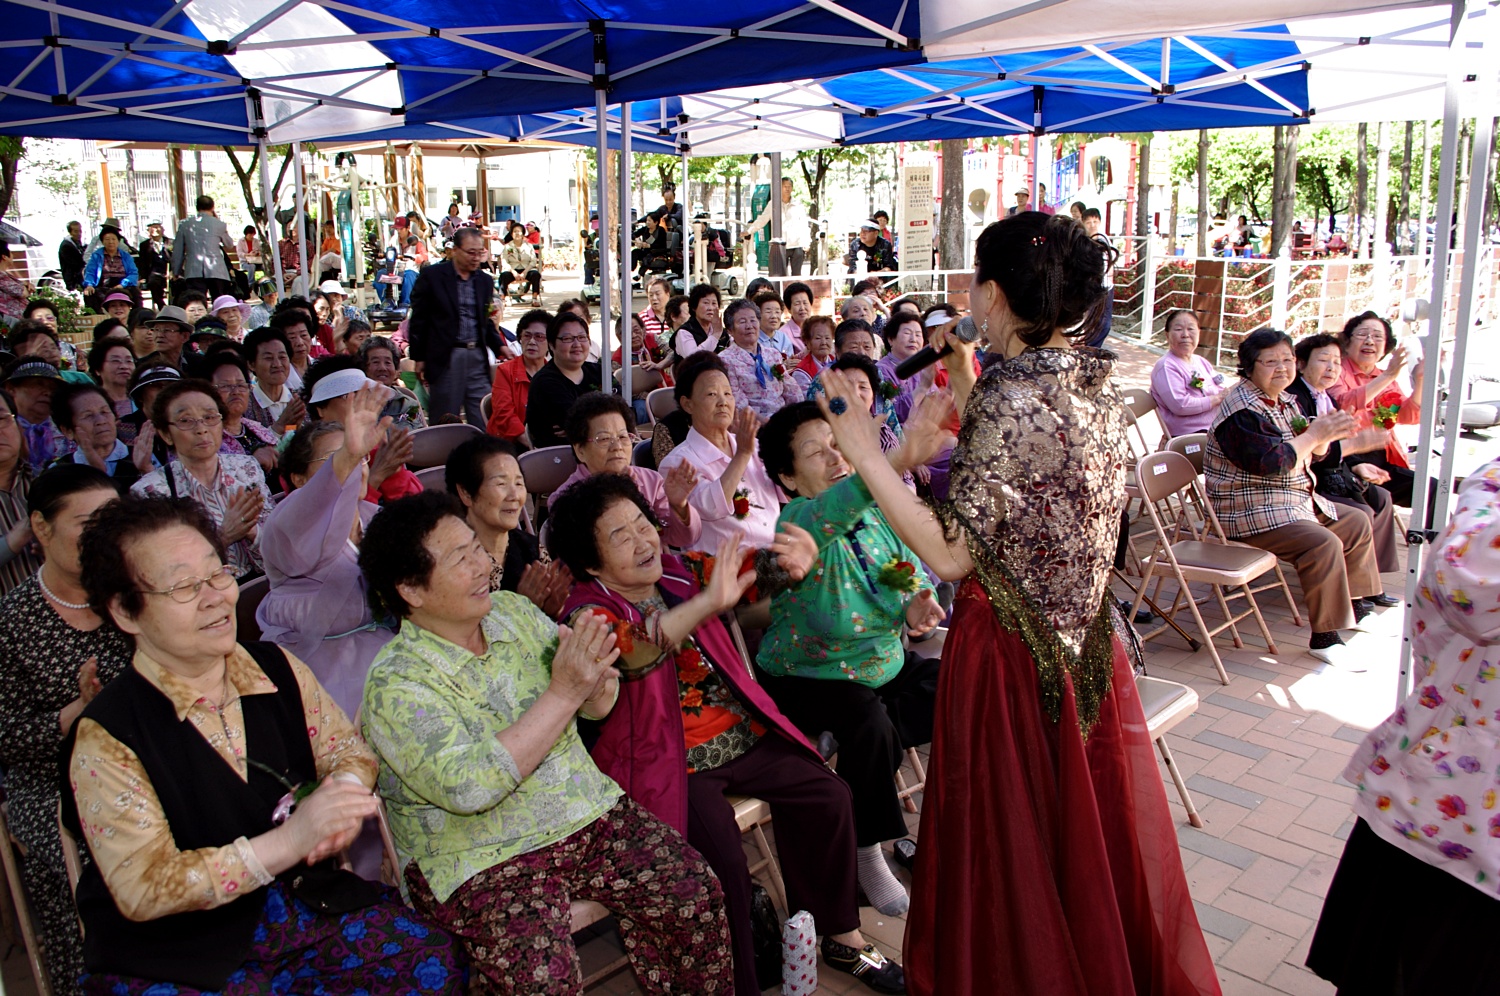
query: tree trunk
1135 134 1152 240
801 151 831 272
1455 119 1471 252
1398 121 1414 251
1196 128 1210 257
1271 127 1299 257
0 146 19 221
1271 126 1286 254
939 139 966 272
1373 121 1391 254
1168 185 1179 256
1417 121 1431 254
222 146 264 234
1354 122 1368 256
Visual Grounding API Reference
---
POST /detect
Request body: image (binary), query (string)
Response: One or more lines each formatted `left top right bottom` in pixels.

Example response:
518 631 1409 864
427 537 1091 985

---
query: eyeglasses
589 431 633 448
140 564 236 603
520 332 548 342
1348 330 1385 342
212 383 251 395
169 413 224 431
555 335 590 346
1255 358 1296 369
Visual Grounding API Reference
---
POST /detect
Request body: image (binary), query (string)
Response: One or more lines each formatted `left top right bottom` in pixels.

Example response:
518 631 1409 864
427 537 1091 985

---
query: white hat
859 219 880 230
308 368 373 405
318 279 346 296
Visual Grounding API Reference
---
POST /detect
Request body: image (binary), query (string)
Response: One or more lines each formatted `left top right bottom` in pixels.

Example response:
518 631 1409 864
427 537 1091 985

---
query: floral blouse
720 343 801 421
68 646 374 921
1346 459 1500 893
361 593 622 904
131 453 273 577
759 475 932 688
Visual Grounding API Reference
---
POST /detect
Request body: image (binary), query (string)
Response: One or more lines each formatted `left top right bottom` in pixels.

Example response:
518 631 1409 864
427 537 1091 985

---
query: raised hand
222 487 265 544
706 530 758 612
340 384 394 464
549 612 621 707
368 426 414 491
890 389 955 473
132 422 158 475
663 460 699 514
273 396 307 434
816 369 882 465
769 522 819 583
78 657 102 703
731 406 759 455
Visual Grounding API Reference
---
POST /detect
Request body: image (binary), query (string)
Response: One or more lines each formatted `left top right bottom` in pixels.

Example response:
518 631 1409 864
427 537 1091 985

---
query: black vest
59 642 316 990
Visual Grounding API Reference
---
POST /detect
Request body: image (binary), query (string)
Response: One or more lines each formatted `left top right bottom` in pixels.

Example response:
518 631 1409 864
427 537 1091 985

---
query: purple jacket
561 555 816 834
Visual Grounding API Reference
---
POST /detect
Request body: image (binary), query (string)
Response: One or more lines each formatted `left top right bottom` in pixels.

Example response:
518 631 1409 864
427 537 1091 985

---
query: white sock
857 845 909 915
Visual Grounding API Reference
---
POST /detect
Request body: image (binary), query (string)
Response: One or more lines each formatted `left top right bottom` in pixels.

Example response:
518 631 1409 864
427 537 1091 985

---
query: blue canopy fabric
0 0 921 142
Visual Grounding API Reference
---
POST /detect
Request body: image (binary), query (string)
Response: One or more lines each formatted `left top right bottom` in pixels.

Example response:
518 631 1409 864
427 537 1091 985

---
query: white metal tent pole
681 139 691 286
595 90 613 393
259 137 282 298
1397 0 1471 703
292 142 309 298
770 151 783 248
619 100 633 400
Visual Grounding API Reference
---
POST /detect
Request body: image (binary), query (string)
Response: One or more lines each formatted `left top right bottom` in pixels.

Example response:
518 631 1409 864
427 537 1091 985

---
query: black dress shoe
821 939 906 994
891 838 917 871
1368 592 1401 607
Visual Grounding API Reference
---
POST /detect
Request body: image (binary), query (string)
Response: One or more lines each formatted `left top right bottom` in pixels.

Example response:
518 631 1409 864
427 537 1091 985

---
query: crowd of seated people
0 245 1432 996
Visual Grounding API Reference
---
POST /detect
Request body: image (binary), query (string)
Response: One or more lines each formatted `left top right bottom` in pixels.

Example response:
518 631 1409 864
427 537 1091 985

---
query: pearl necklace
37 570 89 611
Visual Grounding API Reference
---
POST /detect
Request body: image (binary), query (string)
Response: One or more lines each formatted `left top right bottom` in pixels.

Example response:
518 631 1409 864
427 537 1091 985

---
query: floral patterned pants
81 881 464 994
406 796 733 995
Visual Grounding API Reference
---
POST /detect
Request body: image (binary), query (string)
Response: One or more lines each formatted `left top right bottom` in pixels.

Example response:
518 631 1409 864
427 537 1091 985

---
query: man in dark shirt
525 312 601 448
843 221 898 272
138 221 172 310
408 227 508 425
58 220 85 291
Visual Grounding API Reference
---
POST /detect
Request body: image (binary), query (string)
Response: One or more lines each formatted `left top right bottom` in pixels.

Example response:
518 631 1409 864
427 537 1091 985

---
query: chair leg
0 816 54 996
894 747 926 815
1241 583 1280 655
1272 562 1304 626
1211 583 1245 649
1157 736 1205 829
1179 580 1231 685
750 823 788 916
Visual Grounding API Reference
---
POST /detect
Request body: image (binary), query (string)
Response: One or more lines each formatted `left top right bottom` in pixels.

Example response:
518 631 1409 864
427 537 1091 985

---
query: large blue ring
828 396 848 415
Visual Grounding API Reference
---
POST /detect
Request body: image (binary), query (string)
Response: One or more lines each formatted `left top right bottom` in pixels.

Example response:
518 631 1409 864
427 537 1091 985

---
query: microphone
894 315 981 380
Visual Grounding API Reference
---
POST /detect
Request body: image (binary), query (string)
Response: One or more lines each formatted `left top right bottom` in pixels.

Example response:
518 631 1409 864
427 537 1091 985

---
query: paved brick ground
0 335 1431 996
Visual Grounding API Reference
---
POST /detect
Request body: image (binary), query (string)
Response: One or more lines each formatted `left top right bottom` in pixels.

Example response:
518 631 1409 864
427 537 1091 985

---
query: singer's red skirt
904 578 1221 996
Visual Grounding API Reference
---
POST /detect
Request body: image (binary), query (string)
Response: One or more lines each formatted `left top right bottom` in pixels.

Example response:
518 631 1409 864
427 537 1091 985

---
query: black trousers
498 268 541 295
757 654 939 847
687 735 859 996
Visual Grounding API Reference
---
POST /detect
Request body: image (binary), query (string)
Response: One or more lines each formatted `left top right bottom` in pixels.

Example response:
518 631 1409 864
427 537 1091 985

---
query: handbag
749 884 783 990
286 860 385 916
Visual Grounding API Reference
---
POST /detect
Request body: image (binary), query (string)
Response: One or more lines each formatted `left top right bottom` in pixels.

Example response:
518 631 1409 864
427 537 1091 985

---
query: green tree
1295 125 1358 232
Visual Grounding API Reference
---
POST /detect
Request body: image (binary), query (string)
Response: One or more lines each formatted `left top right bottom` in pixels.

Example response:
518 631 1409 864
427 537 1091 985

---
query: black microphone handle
893 343 953 380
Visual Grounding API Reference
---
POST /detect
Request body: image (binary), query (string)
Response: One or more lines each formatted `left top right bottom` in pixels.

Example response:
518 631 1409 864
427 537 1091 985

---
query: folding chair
1 804 55 996
1131 452 1301 685
645 388 678 424
516 445 579 533
1137 676 1205 828
406 423 483 470
893 626 947 814
1167 432 1208 475
1119 387 1167 451
412 466 448 492
479 393 493 427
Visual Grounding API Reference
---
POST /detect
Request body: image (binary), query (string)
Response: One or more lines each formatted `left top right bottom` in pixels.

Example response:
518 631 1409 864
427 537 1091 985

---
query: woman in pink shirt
1149 309 1227 437
1333 311 1423 507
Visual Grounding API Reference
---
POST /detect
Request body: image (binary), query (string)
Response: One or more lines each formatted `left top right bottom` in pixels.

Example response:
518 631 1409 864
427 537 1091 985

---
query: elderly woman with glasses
62 495 463 996
358 492 733 994
130 379 272 578
486 308 549 444
1205 328 1385 667
556 391 701 549
525 310 601 449
49 381 153 486
1333 311 1424 506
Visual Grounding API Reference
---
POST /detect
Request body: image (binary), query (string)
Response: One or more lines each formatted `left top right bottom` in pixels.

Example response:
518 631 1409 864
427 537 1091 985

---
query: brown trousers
1241 511 1381 633
1327 485 1400 574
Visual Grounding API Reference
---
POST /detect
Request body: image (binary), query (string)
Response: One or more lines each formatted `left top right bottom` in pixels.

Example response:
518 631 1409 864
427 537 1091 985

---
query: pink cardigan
562 556 816 834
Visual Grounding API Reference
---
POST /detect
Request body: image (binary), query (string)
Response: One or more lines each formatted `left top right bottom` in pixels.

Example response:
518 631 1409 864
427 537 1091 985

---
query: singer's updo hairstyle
973 211 1115 348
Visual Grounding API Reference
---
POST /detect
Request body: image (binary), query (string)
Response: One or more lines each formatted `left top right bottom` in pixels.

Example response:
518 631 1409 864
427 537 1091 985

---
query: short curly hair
757 401 826 496
150 378 228 435
544 473 659 580
358 491 466 620
1235 328 1295 381
79 495 225 619
564 392 635 447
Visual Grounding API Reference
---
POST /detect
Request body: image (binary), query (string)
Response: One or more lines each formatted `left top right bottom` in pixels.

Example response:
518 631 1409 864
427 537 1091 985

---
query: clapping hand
284 778 379 866
77 657 102 704
517 560 574 619
222 487 265 544
663 460 698 518
705 530 758 613
889 389 955 474
368 426 414 491
730 407 759 453
549 611 622 707
273 397 307 434
905 589 945 637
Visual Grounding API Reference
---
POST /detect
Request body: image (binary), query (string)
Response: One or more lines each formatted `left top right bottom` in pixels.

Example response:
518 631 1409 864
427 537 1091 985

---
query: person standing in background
137 222 171 311
170 195 239 300
58 221 86 292
408 226 508 426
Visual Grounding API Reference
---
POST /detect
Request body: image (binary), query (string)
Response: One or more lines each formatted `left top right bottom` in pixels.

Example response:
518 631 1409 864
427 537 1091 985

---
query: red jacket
561 556 816 834
486 356 532 440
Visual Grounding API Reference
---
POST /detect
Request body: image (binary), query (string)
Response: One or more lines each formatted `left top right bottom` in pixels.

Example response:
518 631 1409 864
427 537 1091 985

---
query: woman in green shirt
358 491 732 995
755 400 948 917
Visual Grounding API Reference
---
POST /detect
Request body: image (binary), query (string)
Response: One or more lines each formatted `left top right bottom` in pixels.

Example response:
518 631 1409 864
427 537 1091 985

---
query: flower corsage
876 558 923 593
1373 390 1403 430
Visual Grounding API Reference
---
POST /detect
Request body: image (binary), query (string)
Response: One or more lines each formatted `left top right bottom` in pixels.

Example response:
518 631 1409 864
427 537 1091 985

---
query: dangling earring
980 318 989 335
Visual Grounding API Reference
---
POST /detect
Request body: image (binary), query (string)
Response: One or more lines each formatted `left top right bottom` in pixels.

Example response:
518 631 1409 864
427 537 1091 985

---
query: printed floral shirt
1346 458 1500 893
361 593 622 904
720 343 802 421
758 475 932 688
68 646 374 921
131 453 273 577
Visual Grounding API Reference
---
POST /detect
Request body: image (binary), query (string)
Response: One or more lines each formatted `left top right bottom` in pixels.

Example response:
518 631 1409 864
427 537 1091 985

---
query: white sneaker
1309 642 1367 672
